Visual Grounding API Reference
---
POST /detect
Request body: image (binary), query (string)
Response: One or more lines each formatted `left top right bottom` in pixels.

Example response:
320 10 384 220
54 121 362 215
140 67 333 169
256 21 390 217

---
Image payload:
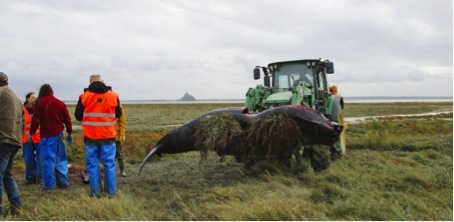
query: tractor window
273 64 312 88
303 73 313 85
277 75 290 88
317 71 326 90
290 74 300 86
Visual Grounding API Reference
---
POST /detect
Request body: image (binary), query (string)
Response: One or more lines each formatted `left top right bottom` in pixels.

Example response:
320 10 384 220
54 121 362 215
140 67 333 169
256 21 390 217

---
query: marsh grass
6 102 453 221
245 113 303 161
194 113 243 159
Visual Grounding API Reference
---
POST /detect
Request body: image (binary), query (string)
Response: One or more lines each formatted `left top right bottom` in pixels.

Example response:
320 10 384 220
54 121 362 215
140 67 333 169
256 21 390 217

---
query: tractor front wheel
304 145 331 172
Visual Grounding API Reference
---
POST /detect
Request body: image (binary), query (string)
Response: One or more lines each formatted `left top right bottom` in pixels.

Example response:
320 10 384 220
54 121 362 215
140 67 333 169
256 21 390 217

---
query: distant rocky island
177 92 196 101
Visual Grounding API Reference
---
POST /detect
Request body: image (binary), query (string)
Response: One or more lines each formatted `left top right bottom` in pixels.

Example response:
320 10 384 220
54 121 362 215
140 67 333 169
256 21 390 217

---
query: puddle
345 111 453 124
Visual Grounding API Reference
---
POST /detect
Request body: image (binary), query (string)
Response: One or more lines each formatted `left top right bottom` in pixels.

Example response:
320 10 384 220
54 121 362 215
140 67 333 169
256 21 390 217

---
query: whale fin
138 145 161 176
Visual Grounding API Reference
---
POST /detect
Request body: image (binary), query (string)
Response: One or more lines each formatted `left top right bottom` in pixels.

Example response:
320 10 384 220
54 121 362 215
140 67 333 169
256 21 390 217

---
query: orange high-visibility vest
22 107 41 144
80 90 119 139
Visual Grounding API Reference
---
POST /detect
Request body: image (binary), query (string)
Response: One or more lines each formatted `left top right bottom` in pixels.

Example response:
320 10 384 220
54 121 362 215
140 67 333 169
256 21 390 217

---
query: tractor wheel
329 100 347 160
305 145 331 172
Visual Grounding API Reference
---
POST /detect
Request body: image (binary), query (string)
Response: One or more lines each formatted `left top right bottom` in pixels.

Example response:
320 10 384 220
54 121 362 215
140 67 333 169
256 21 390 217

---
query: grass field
5 102 453 220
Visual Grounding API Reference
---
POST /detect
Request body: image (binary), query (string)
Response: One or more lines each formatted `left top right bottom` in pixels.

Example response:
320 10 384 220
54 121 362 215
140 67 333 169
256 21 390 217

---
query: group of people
0 72 127 216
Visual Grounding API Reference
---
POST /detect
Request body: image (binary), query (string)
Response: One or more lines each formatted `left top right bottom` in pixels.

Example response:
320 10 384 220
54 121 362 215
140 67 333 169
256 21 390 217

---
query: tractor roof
268 59 321 66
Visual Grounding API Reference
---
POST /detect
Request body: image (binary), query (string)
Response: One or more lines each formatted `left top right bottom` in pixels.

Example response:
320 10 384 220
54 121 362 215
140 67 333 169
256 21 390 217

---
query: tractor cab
247 59 334 113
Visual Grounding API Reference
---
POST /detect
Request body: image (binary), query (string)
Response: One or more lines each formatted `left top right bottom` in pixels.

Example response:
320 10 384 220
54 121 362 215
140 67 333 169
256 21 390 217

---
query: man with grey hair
80 74 127 184
89 74 103 83
75 74 122 197
0 72 23 216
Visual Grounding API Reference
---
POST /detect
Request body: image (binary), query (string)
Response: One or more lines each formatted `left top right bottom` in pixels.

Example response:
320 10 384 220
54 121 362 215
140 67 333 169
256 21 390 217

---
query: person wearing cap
22 92 42 184
29 84 73 191
75 74 122 197
0 72 23 216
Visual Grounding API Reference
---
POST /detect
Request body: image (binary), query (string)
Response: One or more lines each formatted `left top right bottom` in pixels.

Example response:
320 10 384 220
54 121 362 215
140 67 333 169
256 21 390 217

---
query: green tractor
245 59 346 171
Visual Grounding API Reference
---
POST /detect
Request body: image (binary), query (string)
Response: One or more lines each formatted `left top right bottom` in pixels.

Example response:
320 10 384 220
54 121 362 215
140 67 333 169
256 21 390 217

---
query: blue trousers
0 143 22 215
85 142 116 196
40 132 69 190
22 142 42 181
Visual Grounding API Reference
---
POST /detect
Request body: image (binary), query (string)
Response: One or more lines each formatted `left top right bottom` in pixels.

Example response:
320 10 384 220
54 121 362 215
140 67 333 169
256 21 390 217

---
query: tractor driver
293 73 312 86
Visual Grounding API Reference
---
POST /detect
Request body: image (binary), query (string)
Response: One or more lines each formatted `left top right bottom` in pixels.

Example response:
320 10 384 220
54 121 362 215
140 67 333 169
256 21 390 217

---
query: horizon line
61 96 453 102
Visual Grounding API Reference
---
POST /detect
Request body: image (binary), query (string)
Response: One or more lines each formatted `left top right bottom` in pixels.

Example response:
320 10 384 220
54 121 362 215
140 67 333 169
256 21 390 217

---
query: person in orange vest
75 74 122 197
79 83 127 182
22 92 42 184
29 84 73 191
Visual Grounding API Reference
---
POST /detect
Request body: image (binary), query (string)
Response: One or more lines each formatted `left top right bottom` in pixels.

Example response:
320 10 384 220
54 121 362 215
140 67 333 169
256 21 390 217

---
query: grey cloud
1 0 452 100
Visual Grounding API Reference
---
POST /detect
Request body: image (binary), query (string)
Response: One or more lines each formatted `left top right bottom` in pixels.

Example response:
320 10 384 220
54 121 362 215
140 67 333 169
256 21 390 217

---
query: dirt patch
14 165 87 186
127 156 247 187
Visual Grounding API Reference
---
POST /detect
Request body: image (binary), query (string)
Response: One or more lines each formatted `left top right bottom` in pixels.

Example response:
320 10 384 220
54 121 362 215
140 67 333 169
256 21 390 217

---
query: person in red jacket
22 92 42 184
29 84 73 191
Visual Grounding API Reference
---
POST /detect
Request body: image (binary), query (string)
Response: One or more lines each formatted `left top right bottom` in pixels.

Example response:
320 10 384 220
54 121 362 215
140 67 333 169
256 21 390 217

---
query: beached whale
138 105 343 175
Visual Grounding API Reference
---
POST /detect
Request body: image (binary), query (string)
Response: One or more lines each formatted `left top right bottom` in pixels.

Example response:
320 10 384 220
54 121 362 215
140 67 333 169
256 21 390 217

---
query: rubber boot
116 141 127 177
81 170 90 184
118 158 127 177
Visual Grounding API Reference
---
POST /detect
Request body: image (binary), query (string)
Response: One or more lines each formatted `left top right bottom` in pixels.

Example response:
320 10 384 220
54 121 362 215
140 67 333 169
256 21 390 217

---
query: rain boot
116 141 127 177
118 158 126 177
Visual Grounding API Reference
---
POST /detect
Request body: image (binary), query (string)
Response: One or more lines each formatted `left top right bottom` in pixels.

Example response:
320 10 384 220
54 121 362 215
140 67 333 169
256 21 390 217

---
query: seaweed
244 113 305 162
193 113 243 160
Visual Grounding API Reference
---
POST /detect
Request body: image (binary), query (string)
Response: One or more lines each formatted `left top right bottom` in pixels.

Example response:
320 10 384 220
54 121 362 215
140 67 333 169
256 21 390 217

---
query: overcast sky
1 0 452 101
